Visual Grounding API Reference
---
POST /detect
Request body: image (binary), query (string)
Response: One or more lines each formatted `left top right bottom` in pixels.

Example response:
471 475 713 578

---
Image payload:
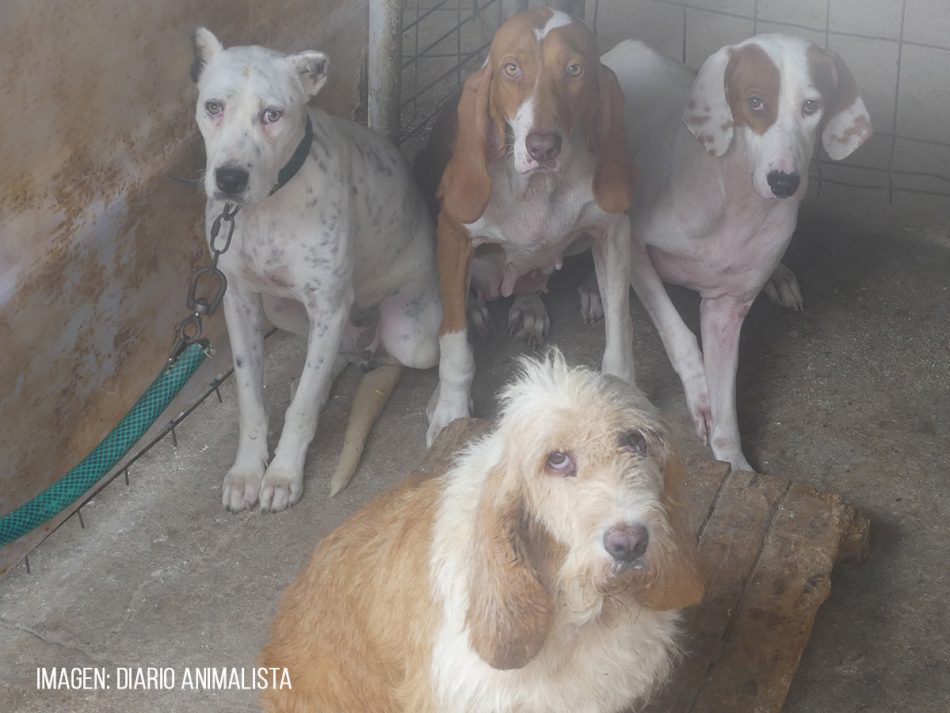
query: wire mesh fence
395 0 950 201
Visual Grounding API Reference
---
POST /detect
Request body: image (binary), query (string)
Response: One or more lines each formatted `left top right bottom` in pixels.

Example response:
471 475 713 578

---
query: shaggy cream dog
261 351 704 712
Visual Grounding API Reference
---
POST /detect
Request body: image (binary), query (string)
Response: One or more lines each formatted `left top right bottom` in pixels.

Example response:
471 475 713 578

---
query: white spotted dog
588 35 871 470
192 29 441 512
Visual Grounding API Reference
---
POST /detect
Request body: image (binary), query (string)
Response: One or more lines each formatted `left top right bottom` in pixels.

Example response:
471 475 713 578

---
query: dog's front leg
427 212 474 446
260 298 349 512
699 295 753 471
593 215 635 384
221 288 269 512
630 239 712 443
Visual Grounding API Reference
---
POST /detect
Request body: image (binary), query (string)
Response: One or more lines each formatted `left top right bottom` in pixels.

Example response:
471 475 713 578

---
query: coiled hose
0 343 206 546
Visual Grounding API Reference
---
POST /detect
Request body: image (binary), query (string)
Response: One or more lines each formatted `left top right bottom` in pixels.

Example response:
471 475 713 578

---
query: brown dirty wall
0 0 367 517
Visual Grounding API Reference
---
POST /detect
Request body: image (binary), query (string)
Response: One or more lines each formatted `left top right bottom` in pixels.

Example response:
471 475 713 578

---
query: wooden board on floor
419 418 871 713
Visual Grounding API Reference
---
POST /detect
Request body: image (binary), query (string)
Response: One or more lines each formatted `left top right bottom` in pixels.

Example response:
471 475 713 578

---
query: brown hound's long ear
639 454 705 611
821 52 872 161
592 64 638 214
439 65 494 224
466 463 552 670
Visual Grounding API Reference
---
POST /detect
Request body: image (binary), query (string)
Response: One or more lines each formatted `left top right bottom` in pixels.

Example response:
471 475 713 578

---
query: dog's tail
330 364 402 496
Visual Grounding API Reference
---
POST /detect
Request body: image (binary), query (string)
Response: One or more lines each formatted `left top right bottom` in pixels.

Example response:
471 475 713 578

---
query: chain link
169 204 241 363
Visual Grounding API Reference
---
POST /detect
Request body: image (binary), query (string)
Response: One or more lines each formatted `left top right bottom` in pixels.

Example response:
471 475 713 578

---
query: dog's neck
270 115 314 196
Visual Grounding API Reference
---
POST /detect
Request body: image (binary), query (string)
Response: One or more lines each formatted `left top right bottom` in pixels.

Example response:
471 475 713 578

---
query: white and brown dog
192 29 441 511
418 8 639 445
591 35 872 470
261 351 704 712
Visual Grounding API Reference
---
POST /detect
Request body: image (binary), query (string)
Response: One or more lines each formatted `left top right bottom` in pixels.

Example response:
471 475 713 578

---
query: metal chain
169 203 240 363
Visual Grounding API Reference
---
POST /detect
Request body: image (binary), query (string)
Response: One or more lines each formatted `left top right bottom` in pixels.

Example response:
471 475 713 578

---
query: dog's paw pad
763 263 803 311
508 294 549 347
222 471 263 512
577 274 604 324
259 470 303 513
468 300 494 338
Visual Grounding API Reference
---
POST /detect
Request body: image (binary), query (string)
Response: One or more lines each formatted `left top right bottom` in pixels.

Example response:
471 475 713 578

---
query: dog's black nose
215 166 249 196
526 132 562 162
604 523 649 564
767 170 800 198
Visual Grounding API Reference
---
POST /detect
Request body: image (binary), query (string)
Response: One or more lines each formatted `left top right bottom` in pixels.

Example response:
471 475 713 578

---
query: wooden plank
644 471 790 713
689 483 862 713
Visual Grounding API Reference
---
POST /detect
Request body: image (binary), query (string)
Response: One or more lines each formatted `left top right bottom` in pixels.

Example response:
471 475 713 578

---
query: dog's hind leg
221 288 269 512
378 273 441 371
762 262 803 311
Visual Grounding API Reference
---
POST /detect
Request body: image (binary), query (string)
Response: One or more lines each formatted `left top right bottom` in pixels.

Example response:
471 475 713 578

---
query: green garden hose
0 343 206 546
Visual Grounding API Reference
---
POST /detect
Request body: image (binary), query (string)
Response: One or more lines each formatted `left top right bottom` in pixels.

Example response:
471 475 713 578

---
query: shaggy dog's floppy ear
466 460 553 669
639 455 705 611
192 27 223 83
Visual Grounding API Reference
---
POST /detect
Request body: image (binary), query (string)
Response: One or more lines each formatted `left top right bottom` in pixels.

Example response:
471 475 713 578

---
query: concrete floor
1 194 948 711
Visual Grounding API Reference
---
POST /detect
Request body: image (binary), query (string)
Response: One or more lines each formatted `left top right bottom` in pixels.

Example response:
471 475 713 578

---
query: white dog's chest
213 201 348 301
637 167 799 300
466 168 602 296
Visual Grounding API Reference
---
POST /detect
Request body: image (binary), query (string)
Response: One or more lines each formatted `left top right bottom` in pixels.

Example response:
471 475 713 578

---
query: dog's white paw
258 468 303 513
577 273 604 324
763 263 803 311
712 445 754 473
508 294 549 347
426 389 471 447
222 469 263 512
468 297 494 338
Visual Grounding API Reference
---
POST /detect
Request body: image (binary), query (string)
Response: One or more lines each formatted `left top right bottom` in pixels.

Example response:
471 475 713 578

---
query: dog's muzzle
766 170 800 199
526 131 562 163
604 523 649 573
215 165 250 199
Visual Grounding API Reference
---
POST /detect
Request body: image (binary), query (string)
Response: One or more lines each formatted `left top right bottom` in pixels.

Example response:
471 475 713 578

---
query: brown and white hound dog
592 35 872 470
419 8 637 445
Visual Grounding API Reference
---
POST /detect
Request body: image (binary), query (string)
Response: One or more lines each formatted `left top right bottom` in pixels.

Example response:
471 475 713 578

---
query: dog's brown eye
618 430 648 456
748 95 766 113
262 108 283 124
545 450 576 476
503 61 521 78
205 100 223 117
566 63 583 78
803 98 821 116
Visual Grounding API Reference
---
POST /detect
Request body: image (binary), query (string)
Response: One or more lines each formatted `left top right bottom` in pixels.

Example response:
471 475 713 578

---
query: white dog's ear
287 51 330 97
466 463 552 670
820 52 872 161
191 27 223 83
683 45 735 157
639 454 705 611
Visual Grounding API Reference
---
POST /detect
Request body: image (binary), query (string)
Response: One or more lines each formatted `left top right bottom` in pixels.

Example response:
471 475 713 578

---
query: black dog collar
271 116 314 195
